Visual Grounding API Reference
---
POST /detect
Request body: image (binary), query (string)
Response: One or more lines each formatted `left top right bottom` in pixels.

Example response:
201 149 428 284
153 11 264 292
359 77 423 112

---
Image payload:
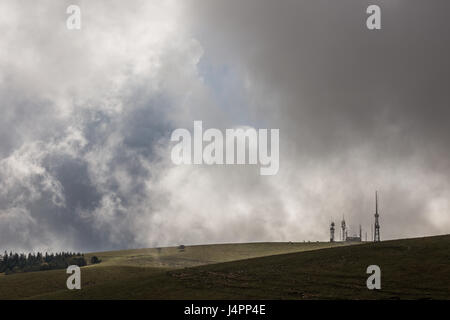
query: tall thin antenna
374 191 381 242
376 191 378 214
341 214 346 242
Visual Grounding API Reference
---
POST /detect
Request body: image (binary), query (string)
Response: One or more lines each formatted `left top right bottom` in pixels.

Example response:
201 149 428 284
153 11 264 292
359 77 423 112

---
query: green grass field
0 235 449 300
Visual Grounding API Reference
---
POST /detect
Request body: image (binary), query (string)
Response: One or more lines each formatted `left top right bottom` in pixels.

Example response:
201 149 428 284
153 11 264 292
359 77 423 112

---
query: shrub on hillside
90 256 102 264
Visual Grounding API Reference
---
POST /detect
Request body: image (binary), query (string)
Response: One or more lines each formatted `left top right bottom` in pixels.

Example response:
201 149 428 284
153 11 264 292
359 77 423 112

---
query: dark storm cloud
0 1 449 252
187 0 450 156
185 0 450 238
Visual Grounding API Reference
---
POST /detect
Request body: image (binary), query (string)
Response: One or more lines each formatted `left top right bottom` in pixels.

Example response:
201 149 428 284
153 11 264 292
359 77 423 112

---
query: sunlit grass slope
84 241 350 268
0 241 348 299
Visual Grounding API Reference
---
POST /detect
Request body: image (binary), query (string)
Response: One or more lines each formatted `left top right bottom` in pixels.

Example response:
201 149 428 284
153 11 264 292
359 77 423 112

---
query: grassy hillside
1 236 449 300
0 241 347 299
83 241 350 268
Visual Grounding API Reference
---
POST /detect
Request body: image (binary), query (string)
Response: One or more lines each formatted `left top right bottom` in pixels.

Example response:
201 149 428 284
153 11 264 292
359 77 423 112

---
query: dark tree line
0 251 86 275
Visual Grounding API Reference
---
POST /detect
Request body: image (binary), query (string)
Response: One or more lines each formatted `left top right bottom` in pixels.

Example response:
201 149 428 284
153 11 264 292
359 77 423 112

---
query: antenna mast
374 191 381 242
341 215 346 241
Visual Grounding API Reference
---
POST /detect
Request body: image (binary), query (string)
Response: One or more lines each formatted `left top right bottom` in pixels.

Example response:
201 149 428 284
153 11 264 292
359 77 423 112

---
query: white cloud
0 0 448 252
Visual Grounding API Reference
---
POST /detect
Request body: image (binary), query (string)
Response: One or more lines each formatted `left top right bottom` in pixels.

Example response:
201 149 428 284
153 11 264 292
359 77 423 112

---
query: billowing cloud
0 0 449 252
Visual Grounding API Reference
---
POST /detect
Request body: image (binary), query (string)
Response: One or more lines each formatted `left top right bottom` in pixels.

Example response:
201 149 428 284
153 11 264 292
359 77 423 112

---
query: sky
0 0 449 253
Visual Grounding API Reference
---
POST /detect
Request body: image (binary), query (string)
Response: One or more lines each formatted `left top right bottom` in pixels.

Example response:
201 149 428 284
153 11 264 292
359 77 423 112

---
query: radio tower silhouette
341 215 346 241
374 191 381 242
330 221 335 242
